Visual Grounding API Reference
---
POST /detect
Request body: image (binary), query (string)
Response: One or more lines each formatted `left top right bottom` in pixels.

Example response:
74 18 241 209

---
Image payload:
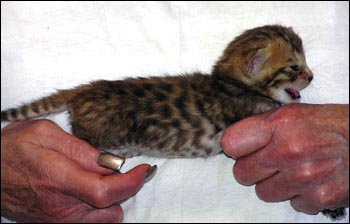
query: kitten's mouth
285 88 300 100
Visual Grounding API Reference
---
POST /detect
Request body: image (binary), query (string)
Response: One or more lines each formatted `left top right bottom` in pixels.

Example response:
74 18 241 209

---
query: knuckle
285 143 305 158
282 132 309 159
312 186 339 208
30 119 56 134
90 184 111 208
69 139 90 154
64 138 94 161
295 164 317 183
268 104 300 124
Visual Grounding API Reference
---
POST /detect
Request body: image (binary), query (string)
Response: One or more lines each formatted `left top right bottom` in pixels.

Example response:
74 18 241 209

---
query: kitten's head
213 25 313 104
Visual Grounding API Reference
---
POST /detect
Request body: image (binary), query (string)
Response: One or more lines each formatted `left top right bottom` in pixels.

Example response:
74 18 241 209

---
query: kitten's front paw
322 208 346 220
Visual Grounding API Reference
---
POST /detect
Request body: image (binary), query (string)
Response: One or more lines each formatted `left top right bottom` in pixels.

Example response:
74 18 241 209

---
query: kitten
2 25 312 158
1 25 345 220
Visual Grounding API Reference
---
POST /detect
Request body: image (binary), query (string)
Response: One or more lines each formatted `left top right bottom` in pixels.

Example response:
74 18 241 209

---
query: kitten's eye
290 65 299 71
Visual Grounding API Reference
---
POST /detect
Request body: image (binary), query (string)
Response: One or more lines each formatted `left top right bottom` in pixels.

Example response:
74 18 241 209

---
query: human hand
1 120 156 222
221 104 349 216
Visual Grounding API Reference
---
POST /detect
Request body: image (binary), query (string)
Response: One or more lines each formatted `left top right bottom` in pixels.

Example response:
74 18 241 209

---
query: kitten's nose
308 75 313 82
303 66 313 82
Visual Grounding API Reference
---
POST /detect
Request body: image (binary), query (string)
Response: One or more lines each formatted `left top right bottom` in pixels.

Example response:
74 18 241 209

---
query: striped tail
1 89 79 122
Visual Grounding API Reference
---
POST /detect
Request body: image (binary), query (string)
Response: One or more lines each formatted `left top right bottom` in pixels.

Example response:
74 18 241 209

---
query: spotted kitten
2 25 312 158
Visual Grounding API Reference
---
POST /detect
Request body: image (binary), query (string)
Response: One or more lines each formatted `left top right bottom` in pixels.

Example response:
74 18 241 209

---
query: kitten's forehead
239 25 304 53
281 27 303 53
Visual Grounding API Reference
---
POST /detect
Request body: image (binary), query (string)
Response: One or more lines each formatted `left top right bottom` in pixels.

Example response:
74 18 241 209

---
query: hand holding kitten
221 104 349 218
1 120 155 222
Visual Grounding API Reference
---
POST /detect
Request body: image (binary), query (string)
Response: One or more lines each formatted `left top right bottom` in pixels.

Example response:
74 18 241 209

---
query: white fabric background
1 1 349 223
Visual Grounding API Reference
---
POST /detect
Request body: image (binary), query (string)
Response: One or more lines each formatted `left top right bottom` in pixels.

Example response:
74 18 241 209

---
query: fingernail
223 151 236 160
97 152 125 171
144 165 157 183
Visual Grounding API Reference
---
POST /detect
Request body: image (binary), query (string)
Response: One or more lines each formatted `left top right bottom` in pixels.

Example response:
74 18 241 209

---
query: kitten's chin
270 88 302 104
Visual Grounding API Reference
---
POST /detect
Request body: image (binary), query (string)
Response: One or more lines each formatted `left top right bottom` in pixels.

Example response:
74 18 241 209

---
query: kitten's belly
105 131 224 158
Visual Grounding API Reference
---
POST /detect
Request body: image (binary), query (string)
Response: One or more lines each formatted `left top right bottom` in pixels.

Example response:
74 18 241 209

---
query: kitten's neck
210 72 278 125
211 71 260 97
179 73 278 128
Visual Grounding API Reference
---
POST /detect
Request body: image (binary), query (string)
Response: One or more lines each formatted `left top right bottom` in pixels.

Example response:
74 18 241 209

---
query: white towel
1 1 349 223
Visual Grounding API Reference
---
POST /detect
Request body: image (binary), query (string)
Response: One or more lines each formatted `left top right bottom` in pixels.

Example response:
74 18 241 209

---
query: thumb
107 164 157 202
61 163 157 209
75 164 157 208
221 113 273 159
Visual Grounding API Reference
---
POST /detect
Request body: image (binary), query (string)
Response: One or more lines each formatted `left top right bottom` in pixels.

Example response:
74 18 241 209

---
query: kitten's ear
287 27 294 32
248 48 268 76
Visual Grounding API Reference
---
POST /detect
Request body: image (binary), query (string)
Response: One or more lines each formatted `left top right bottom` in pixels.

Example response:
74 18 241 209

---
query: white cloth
1 1 349 223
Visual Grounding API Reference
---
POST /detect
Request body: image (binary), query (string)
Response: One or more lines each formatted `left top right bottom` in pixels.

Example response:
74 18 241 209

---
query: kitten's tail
1 87 85 122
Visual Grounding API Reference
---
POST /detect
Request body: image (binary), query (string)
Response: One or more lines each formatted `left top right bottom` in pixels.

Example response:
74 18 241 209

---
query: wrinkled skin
221 104 349 215
1 120 152 223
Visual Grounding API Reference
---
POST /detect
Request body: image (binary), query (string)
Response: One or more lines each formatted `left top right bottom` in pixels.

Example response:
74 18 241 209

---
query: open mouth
285 88 300 100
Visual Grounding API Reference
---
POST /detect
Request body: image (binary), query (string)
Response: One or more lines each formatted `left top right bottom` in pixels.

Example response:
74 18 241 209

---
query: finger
80 204 123 223
233 152 277 185
255 172 299 202
221 114 273 159
30 142 153 208
232 144 332 186
28 119 114 175
71 164 154 208
99 164 155 205
290 195 320 215
254 154 344 198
